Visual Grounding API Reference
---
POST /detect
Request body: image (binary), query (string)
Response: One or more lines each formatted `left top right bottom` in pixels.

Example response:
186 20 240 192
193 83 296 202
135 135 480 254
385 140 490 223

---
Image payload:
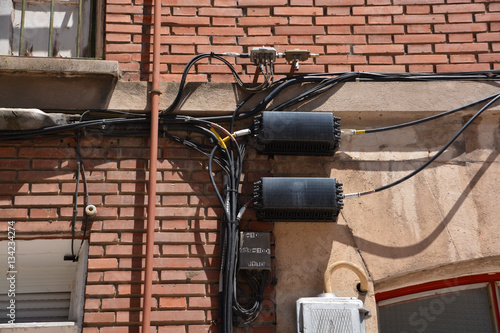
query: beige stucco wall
273 109 499 332
108 80 500 332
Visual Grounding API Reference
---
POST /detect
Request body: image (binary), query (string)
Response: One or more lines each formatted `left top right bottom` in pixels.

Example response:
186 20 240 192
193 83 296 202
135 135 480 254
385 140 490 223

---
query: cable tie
150 89 162 95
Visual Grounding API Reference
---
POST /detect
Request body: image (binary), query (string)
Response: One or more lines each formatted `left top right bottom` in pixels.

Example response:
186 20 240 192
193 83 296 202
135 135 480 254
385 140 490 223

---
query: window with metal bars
0 0 97 58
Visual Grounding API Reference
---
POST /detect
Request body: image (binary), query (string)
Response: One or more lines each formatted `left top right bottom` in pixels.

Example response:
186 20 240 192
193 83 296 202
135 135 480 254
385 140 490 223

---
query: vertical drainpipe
142 0 161 329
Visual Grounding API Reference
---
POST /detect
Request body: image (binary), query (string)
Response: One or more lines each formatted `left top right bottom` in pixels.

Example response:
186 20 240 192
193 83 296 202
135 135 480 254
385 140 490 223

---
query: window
0 239 88 332
376 273 500 333
0 0 99 58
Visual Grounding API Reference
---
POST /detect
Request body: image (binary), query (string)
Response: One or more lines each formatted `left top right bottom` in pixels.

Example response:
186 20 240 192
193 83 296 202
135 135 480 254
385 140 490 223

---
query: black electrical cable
162 53 273 115
232 269 268 327
304 69 500 81
199 75 328 124
77 133 90 259
200 122 253 333
51 113 252 333
163 132 229 172
266 69 500 113
5 65 500 332
84 109 148 117
270 73 359 111
70 130 91 261
0 116 149 141
71 153 81 260
344 93 500 198
230 93 257 133
208 145 232 222
361 92 500 134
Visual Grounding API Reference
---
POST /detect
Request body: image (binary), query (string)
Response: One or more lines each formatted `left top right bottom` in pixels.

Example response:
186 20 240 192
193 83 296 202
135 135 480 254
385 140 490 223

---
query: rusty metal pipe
142 0 161 329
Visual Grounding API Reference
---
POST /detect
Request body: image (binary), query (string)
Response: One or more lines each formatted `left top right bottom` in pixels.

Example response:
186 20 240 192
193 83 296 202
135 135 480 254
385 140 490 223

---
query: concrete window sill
0 56 120 110
0 322 77 333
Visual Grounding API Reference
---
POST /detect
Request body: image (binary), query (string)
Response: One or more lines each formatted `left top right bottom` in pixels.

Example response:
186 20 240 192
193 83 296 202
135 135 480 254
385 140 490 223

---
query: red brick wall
0 136 275 332
104 0 500 81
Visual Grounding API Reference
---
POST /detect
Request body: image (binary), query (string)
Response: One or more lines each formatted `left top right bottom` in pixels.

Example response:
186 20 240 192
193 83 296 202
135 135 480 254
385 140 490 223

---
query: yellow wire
222 134 235 143
212 123 234 140
355 130 366 135
210 128 227 149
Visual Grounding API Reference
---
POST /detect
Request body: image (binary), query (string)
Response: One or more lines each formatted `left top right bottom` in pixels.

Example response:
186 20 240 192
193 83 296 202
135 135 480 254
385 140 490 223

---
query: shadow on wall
347 147 499 259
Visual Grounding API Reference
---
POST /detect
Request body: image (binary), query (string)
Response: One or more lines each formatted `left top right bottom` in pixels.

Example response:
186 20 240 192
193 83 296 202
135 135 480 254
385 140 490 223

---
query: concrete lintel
108 80 500 115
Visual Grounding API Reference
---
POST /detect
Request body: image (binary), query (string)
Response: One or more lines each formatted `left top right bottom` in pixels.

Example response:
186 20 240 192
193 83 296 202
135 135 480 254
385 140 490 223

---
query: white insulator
85 204 97 217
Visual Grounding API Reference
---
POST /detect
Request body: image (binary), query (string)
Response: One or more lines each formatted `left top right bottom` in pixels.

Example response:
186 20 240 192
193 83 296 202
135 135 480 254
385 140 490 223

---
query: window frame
376 273 500 333
0 239 88 332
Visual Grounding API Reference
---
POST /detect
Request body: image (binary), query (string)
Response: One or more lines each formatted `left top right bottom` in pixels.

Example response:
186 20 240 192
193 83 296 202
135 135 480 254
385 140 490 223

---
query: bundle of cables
1 52 500 333
159 116 267 330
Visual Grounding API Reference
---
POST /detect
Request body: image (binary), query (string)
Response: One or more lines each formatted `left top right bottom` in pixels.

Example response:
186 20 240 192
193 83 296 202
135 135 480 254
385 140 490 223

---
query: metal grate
11 0 95 57
311 309 353 333
297 296 370 333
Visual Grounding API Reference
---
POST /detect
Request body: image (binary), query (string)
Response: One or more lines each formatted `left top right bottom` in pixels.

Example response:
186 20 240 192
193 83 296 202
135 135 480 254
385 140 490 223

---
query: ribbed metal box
253 177 343 222
253 111 341 156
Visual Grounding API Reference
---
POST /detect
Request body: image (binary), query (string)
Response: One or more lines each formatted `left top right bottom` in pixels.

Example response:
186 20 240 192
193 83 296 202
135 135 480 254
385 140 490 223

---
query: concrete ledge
0 322 77 333
0 56 120 110
108 81 500 116
0 56 120 76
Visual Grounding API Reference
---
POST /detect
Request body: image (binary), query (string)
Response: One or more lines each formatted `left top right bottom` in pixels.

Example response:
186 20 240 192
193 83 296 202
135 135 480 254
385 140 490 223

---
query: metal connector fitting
233 128 251 138
341 129 357 135
250 47 277 65
282 49 319 70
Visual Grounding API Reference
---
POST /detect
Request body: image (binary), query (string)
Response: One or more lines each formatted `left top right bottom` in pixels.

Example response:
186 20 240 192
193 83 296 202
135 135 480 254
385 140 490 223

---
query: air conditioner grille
297 296 370 333
311 309 353 333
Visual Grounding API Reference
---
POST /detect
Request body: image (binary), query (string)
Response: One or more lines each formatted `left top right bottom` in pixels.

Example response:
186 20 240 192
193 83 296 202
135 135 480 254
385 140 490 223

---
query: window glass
379 286 494 333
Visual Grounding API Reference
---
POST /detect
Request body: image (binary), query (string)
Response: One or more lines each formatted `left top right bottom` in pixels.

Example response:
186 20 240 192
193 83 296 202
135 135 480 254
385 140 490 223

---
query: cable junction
1 52 499 332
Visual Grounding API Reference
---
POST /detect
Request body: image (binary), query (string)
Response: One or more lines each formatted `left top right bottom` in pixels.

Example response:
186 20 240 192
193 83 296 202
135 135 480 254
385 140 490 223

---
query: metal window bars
15 0 92 58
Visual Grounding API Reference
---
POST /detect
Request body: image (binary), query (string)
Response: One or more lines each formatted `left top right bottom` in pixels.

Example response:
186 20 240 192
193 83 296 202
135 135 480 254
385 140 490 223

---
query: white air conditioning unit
297 293 370 333
297 261 372 333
